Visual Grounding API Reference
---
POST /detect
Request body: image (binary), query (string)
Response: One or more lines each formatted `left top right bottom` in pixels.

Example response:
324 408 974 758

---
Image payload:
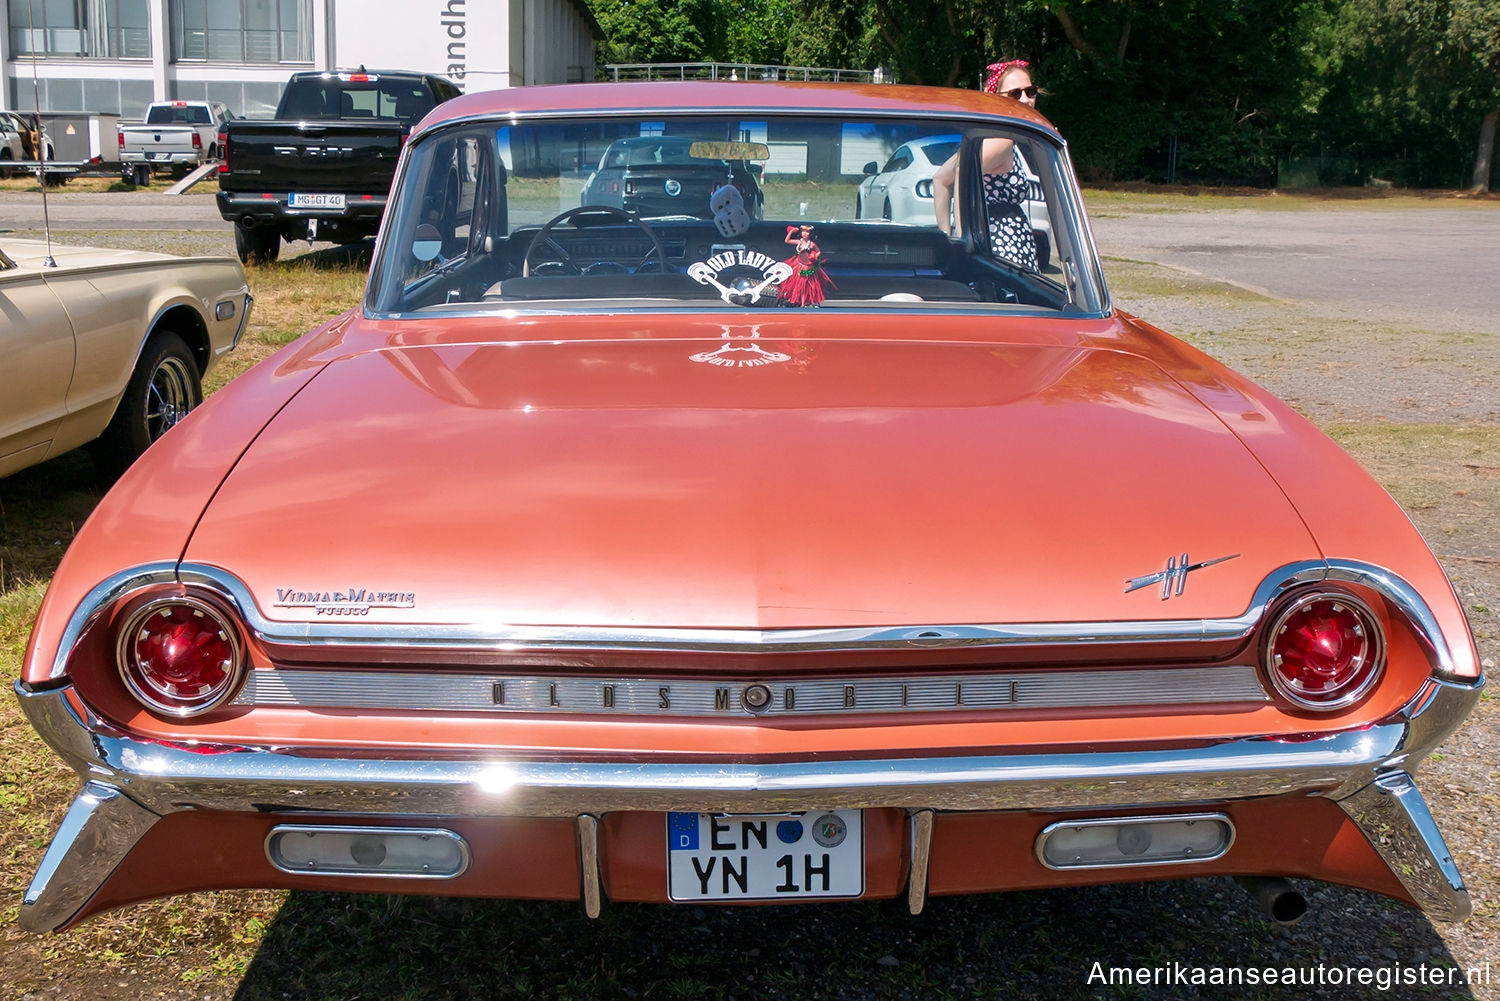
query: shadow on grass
0 449 105 589
271 239 375 272
232 880 1473 1001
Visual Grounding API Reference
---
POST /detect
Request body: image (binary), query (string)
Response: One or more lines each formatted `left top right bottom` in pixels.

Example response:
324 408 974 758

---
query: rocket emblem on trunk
1125 553 1239 600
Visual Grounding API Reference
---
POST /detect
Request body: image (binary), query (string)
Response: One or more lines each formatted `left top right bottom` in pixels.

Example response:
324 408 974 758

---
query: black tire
234 224 281 264
90 331 201 480
0 149 12 179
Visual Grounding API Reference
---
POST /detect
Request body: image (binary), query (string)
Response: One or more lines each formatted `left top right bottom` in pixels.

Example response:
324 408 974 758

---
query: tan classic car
0 237 252 479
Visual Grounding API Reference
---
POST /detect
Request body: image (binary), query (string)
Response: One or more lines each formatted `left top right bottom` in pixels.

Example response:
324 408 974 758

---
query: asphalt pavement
1089 205 1500 335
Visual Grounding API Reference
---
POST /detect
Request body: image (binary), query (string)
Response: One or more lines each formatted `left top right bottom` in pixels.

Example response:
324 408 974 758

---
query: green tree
1451 0 1499 190
716 0 798 64
1303 0 1498 189
588 0 715 65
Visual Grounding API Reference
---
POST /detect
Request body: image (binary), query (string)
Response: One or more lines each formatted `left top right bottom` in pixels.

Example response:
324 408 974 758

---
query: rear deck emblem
1125 553 1239 600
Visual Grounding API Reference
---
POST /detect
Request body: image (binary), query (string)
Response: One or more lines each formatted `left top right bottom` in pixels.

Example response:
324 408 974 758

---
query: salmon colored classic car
16 82 1481 931
0 237 251 479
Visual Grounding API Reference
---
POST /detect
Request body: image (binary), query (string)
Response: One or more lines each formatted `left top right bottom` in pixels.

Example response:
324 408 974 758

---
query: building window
8 0 151 58
170 0 311 63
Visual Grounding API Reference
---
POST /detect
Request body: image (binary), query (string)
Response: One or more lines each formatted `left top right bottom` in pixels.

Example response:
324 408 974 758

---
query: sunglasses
999 85 1039 100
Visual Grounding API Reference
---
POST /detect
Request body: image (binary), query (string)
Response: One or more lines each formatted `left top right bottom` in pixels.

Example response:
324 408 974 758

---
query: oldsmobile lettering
472 676 1027 716
273 587 417 616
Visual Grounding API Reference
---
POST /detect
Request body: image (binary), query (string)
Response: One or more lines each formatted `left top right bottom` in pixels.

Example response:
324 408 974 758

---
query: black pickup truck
217 69 460 263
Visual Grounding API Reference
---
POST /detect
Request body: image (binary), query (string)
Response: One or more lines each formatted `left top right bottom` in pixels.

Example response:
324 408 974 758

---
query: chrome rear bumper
15 676 1481 931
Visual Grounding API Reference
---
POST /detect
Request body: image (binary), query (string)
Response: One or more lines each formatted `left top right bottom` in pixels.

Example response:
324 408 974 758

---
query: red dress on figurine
777 225 836 306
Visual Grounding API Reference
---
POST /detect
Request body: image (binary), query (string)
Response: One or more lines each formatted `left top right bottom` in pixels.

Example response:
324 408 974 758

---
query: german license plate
289 192 346 210
666 811 864 901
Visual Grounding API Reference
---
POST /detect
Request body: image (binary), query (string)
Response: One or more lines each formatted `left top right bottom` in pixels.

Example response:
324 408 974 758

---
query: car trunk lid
184 335 1319 630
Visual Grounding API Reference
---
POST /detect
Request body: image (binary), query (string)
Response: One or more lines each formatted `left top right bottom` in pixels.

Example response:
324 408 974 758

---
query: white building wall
3 0 595 116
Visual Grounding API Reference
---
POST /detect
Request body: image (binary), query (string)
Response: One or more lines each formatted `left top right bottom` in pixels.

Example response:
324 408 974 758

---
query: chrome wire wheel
144 354 196 441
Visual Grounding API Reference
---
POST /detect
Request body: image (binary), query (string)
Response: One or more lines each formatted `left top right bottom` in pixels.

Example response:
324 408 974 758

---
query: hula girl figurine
777 224 836 306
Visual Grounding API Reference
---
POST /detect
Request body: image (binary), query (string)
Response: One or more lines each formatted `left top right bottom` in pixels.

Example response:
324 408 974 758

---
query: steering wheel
522 205 669 277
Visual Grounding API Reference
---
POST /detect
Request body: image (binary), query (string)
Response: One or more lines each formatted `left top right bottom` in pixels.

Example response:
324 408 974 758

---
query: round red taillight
117 597 245 716
1264 591 1385 710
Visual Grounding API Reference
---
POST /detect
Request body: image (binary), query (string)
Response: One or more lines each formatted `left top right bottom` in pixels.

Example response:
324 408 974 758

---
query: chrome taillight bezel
1262 589 1386 711
115 594 247 717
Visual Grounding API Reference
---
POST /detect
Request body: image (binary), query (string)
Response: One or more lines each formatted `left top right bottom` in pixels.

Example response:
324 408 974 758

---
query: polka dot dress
983 166 1039 271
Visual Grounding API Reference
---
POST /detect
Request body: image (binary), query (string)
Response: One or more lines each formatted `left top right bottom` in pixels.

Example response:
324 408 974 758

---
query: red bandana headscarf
984 59 1031 94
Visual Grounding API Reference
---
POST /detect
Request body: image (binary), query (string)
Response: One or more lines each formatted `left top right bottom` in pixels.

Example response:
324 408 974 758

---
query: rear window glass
146 105 212 125
366 112 1100 317
278 79 435 122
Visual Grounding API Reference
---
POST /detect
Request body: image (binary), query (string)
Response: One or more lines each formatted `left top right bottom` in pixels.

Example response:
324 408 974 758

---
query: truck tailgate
122 125 197 156
221 121 405 194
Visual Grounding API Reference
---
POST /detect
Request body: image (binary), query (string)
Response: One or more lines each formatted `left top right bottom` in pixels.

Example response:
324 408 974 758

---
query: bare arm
935 137 1018 236
933 154 958 235
979 136 1017 176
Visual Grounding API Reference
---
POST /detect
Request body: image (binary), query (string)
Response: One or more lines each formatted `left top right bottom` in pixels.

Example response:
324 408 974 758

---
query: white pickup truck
118 100 234 182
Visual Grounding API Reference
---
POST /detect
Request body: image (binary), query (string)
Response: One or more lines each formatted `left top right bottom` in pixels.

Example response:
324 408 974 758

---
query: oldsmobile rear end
17 81 1481 931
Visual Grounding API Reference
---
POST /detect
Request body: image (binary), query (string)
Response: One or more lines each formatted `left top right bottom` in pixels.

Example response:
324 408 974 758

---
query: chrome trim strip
231 664 1269 717
263 824 472 879
48 562 178 680
1335 772 1471 922
1324 563 1461 680
231 291 254 350
48 559 1462 682
373 302 1089 322
183 560 1327 653
19 680 1424 819
1033 812 1235 871
578 815 602 918
907 810 934 915
14 676 1480 928
19 781 159 933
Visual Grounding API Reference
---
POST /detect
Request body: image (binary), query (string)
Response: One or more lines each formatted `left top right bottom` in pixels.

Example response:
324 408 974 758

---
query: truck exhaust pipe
1235 876 1307 925
239 215 258 229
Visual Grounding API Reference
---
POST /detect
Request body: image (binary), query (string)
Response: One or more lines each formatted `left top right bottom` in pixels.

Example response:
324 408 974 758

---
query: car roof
413 81 1059 140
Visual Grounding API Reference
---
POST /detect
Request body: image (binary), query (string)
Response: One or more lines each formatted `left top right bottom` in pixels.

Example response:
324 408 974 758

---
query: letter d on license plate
666 811 863 901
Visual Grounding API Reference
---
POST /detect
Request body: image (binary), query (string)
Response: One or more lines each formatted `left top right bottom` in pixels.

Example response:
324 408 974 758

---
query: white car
856 134 1053 269
0 110 53 177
